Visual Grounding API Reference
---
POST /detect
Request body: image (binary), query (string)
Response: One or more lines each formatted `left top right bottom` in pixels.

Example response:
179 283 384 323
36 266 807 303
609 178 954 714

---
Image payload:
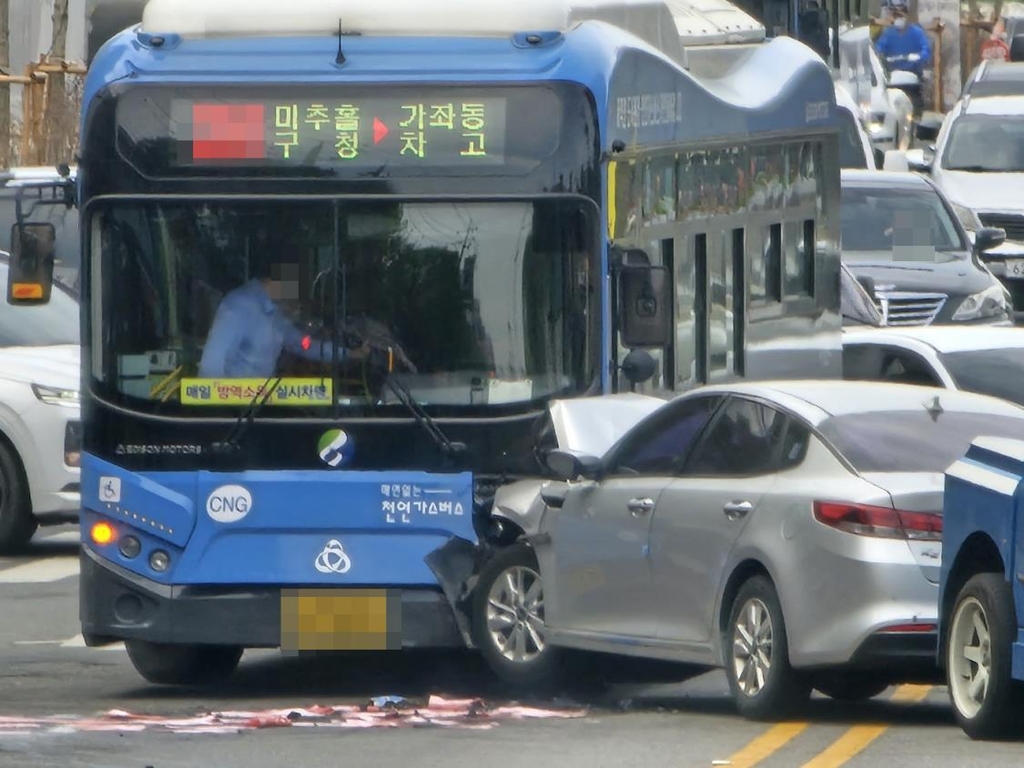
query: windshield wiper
382 373 466 461
210 372 284 458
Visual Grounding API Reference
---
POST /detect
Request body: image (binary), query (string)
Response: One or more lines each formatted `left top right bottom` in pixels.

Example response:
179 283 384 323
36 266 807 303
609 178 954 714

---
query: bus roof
140 0 764 63
87 2 836 155
141 0 686 59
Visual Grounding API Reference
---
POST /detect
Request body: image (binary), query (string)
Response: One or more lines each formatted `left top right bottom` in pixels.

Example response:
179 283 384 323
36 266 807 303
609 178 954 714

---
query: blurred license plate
1006 259 1024 278
280 588 400 652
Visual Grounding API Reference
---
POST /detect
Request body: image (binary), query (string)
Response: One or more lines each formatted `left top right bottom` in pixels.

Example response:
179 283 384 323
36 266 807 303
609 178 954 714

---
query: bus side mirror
6 223 56 306
619 264 672 349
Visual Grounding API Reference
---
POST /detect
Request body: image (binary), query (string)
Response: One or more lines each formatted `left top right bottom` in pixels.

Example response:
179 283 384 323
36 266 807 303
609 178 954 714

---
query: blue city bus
5 0 842 683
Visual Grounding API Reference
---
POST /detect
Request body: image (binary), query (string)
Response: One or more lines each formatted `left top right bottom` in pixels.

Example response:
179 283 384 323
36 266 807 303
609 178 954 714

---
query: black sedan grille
873 291 946 326
979 213 1024 241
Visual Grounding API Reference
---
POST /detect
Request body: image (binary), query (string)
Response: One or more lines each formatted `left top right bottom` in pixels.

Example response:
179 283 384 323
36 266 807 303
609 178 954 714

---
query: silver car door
543 476 669 639
541 394 724 640
651 397 796 645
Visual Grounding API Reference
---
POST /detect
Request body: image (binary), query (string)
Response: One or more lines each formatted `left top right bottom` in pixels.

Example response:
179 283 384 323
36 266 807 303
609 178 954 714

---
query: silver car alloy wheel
948 596 992 719
732 597 774 697
486 565 546 664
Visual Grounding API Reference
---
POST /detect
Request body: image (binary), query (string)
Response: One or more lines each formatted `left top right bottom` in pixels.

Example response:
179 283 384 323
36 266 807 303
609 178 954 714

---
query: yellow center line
800 725 888 768
800 684 934 768
724 721 810 768
888 683 933 703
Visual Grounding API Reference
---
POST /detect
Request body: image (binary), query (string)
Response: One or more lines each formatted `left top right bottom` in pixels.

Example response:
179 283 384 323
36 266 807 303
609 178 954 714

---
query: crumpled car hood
491 392 666 536
548 392 666 457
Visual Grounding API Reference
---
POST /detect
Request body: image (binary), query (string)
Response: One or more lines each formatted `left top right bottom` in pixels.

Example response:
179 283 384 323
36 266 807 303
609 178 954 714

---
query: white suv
0 255 80 551
907 94 1024 319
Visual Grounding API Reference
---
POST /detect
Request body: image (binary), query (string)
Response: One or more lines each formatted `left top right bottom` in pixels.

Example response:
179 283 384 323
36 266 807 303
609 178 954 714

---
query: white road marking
0 557 79 584
59 634 125 651
38 530 80 545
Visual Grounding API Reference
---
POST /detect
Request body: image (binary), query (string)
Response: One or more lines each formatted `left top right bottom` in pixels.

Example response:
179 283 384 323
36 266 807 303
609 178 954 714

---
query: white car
0 255 81 551
843 325 1024 407
904 94 1024 315
836 82 879 169
835 25 915 153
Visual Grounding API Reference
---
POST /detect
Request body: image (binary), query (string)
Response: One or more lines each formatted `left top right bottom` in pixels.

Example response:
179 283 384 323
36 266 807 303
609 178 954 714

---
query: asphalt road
2 527 1023 768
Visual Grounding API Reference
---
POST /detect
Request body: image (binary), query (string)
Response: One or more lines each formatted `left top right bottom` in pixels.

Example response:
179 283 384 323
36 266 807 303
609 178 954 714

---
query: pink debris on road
0 695 587 735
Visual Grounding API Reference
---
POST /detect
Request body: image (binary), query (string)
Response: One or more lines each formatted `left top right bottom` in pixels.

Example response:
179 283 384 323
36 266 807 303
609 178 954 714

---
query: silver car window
684 398 789 477
817 410 1024 473
610 396 720 476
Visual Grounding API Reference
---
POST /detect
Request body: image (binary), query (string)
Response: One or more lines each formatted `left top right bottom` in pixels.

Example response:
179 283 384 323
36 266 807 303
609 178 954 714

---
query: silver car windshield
817 409 1024 473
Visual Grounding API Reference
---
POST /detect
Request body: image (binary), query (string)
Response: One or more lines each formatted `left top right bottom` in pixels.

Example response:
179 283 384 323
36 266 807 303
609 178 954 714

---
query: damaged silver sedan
472 381 1024 719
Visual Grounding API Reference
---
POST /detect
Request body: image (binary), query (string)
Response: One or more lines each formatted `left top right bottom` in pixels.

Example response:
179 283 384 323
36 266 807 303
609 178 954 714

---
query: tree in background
43 0 71 164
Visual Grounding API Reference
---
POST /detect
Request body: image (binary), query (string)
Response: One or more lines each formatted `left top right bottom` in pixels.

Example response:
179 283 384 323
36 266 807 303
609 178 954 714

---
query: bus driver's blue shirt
198 279 347 378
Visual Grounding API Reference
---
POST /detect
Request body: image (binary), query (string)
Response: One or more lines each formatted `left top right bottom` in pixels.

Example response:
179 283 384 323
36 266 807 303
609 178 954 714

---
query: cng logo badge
318 429 354 468
206 484 252 523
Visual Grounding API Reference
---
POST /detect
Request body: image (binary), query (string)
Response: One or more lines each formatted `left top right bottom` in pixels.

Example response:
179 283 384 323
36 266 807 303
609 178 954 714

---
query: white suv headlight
950 203 982 232
952 283 1010 322
31 384 80 407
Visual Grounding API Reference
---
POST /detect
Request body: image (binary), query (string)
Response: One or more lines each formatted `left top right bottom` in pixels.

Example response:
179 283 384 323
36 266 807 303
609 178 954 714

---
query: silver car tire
125 640 243 686
725 575 810 720
946 573 1019 740
471 542 563 693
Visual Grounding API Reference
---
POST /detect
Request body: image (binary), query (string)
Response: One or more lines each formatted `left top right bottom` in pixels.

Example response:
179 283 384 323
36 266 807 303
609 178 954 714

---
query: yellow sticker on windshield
180 378 333 406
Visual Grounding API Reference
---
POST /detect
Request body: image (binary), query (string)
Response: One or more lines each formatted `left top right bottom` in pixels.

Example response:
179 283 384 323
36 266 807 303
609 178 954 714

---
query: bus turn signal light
90 521 117 546
11 283 43 300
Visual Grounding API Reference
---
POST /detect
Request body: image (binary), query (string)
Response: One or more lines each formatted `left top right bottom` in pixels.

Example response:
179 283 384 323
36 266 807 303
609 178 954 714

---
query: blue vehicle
5 0 842 684
940 437 1024 739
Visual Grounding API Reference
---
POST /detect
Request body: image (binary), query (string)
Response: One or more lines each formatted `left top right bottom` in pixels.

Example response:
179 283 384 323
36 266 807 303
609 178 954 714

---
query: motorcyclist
874 8 931 116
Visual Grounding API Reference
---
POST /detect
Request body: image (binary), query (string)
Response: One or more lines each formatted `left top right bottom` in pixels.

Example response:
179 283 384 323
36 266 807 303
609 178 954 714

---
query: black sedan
841 169 1012 326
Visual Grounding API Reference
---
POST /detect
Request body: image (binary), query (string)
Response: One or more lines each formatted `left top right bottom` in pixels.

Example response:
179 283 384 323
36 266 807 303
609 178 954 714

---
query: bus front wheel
125 640 243 685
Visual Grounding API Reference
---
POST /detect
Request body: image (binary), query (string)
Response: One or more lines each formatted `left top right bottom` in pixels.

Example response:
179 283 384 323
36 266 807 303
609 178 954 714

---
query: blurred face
894 15 907 29
265 263 300 301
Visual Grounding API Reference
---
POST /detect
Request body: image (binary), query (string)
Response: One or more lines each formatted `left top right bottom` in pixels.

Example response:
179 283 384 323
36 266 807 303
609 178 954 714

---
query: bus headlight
149 550 170 572
119 536 141 559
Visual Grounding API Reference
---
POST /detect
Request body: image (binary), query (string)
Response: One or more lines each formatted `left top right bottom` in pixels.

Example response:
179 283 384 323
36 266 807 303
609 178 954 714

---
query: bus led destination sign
171 94 508 168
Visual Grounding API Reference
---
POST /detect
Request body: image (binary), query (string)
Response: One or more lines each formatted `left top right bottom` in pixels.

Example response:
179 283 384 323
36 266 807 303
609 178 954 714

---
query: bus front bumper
79 546 468 650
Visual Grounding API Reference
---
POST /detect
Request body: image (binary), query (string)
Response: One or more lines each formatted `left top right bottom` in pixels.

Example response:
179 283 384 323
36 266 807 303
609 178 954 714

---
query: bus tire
0 441 37 553
125 640 243 685
471 542 563 693
946 573 1020 740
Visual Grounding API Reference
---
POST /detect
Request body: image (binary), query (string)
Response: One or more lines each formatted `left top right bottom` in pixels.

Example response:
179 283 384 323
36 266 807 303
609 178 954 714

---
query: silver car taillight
813 501 942 542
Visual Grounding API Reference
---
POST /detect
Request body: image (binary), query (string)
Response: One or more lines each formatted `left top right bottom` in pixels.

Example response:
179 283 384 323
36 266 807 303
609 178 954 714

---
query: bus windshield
91 199 599 414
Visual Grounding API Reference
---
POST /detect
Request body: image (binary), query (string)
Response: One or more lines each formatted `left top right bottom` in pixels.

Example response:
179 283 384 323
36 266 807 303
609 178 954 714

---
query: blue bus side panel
941 439 1024 677
605 38 836 150
82 453 476 587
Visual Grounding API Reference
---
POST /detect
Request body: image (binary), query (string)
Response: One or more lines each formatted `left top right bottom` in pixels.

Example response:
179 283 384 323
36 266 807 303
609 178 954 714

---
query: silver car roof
685 379 1024 423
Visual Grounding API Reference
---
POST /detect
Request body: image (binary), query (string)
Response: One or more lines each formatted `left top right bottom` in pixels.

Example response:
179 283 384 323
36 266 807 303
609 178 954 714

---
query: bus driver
198 252 370 379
